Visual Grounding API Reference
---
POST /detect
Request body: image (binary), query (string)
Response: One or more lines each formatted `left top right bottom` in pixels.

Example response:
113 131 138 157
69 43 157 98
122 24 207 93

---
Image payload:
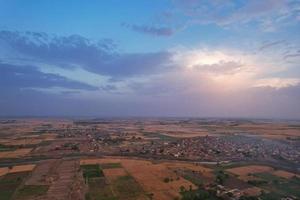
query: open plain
0 118 299 200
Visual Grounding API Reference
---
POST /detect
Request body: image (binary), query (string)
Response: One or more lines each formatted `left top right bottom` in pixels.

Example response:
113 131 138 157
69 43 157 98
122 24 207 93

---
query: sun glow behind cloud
169 47 297 93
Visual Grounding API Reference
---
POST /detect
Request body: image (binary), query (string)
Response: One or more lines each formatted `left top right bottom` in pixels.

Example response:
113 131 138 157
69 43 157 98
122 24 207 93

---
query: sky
0 0 300 118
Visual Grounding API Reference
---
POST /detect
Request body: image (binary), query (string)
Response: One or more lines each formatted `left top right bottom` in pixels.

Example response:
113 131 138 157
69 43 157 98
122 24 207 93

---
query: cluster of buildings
47 123 300 167
154 136 300 164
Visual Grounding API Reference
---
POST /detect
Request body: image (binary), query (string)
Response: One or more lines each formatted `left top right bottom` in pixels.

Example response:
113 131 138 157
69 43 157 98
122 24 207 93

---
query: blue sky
0 0 300 118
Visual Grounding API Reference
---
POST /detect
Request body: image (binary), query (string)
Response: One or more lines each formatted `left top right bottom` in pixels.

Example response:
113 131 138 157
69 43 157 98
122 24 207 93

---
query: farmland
0 118 299 200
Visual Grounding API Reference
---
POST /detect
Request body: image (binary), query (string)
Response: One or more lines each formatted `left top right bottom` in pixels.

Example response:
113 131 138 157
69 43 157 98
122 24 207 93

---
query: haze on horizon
0 0 300 119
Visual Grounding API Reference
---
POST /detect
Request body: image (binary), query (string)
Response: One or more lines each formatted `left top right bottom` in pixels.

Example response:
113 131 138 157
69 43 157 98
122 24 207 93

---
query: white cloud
170 0 300 31
254 78 300 89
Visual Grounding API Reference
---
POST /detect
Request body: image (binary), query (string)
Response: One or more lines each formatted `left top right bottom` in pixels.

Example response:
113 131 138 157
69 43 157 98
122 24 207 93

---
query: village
51 124 300 168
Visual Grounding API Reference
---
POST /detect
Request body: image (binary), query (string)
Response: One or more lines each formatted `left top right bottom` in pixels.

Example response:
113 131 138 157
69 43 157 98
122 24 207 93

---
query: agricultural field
0 164 37 200
0 172 30 200
80 157 200 200
226 165 300 199
81 160 148 200
0 118 299 200
0 148 32 159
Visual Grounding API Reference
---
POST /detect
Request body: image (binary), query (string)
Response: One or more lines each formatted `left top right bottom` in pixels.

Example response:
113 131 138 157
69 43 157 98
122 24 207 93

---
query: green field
112 175 145 199
0 172 29 200
83 163 147 200
182 172 203 186
253 172 300 198
85 177 117 200
179 188 220 200
100 163 122 169
15 185 49 199
0 144 15 152
85 175 147 200
81 164 104 180
143 132 176 141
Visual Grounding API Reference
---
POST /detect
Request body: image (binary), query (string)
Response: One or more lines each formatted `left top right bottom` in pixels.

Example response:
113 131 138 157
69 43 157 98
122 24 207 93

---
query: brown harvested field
1 138 42 145
25 160 57 185
0 148 32 158
40 133 58 138
226 165 273 176
1 164 36 176
141 121 300 140
144 125 217 138
271 170 300 179
103 168 127 182
161 131 218 138
9 164 36 173
238 175 263 182
226 165 300 183
80 158 105 165
0 133 57 146
121 159 196 200
226 123 300 140
224 176 251 190
45 160 78 200
0 167 9 176
163 162 212 173
241 187 262 196
163 162 214 183
0 139 13 144
81 157 197 200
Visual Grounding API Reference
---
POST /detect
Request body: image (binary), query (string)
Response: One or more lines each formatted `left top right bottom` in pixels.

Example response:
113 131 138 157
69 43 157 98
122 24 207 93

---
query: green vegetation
182 171 203 186
179 188 220 200
247 179 268 186
214 170 229 185
86 177 117 200
84 175 146 200
143 132 176 141
0 172 29 200
15 185 49 199
286 136 300 141
112 175 145 199
288 124 300 129
0 144 15 152
259 192 284 200
239 196 260 200
100 163 122 169
81 163 145 200
81 164 103 181
252 173 300 198
253 172 283 183
240 188 291 200
63 142 80 151
82 164 116 200
163 177 171 183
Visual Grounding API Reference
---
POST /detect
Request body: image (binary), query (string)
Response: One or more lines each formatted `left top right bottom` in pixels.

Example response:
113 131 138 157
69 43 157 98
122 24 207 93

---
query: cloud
254 78 300 89
193 61 244 75
283 53 300 60
122 23 174 37
1 30 299 118
0 30 116 69
0 30 174 77
169 0 300 31
259 40 286 51
0 61 97 91
99 52 175 77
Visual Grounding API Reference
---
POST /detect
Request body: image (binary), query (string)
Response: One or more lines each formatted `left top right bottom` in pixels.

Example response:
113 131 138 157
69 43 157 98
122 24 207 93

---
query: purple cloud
0 31 174 77
259 40 286 51
122 23 174 37
0 61 97 91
